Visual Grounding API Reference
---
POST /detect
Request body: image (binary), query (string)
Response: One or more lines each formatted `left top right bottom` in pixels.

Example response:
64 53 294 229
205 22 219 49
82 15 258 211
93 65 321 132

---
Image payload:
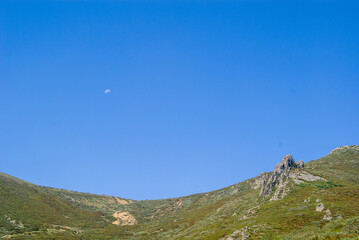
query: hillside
1 145 359 239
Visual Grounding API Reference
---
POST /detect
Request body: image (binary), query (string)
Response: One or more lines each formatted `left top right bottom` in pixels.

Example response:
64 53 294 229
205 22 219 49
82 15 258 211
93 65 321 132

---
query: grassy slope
0 173 133 239
1 145 359 239
40 186 134 215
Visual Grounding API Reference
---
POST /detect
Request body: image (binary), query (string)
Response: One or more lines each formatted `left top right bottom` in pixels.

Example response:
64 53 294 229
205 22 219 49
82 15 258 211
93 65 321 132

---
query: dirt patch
112 211 137 226
114 197 129 205
176 199 183 207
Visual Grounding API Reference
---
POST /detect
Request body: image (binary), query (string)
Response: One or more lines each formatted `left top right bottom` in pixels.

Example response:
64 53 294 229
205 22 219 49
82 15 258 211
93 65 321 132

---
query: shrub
343 216 359 234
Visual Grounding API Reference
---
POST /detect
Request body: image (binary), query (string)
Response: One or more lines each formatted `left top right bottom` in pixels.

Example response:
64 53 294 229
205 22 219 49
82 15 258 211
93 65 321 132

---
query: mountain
1 145 359 239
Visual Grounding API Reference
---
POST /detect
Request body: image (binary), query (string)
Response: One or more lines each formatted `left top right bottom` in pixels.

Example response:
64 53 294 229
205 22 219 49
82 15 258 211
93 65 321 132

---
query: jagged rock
304 197 311 203
316 203 325 212
297 160 305 168
261 174 277 198
261 155 295 198
270 175 291 201
316 199 321 203
253 172 270 194
274 154 296 174
261 155 300 199
258 154 328 200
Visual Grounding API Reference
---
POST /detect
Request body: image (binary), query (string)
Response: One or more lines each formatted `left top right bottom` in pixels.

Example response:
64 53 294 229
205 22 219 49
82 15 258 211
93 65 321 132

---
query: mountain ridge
1 145 359 239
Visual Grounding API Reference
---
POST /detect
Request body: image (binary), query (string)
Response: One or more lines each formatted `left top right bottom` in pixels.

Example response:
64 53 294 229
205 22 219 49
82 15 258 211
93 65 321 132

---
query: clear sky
1 0 358 200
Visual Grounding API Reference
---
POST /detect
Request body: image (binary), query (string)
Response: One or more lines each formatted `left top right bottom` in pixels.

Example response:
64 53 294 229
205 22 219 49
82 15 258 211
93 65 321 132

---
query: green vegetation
298 181 344 189
1 145 359 239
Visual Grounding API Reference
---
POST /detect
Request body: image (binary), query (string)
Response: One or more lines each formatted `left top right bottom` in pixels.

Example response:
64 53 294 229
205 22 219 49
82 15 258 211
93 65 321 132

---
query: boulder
297 160 305 169
316 203 325 212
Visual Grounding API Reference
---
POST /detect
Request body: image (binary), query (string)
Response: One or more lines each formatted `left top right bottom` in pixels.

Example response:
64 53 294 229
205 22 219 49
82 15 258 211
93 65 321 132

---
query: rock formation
274 154 298 174
256 154 325 200
296 160 305 168
316 203 325 212
261 154 304 199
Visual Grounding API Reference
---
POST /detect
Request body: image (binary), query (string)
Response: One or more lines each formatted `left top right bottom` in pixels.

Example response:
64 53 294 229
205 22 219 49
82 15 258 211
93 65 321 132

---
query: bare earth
112 211 137 226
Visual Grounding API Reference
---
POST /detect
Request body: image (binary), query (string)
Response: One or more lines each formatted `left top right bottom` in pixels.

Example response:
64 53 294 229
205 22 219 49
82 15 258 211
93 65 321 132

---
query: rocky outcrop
316 203 325 212
274 154 298 174
256 154 326 200
315 200 333 221
297 160 305 168
260 154 304 199
253 172 271 195
289 171 326 184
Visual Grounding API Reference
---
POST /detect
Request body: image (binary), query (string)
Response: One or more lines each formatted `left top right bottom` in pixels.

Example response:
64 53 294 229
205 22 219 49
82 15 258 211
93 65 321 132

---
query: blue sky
1 0 358 200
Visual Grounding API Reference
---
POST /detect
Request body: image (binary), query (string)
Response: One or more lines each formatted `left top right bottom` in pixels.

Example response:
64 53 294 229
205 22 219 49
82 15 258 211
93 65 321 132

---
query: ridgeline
1 146 359 239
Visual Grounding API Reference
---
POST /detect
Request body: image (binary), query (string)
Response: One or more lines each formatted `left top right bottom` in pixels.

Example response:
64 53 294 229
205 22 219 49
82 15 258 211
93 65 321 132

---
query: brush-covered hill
0 172 137 239
1 145 359 239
